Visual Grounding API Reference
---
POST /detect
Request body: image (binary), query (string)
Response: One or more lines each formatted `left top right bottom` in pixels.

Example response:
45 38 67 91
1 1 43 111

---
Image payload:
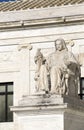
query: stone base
11 94 84 130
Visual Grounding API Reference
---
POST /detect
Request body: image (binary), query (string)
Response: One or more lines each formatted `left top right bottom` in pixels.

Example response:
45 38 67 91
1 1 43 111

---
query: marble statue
34 49 49 92
34 38 80 96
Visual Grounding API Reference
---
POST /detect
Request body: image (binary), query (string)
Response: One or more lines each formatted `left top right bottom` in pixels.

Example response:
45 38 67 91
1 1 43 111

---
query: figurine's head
37 48 41 52
55 38 67 51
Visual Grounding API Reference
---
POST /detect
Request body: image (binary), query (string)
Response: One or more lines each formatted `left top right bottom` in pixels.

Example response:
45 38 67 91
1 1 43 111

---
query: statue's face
55 40 63 51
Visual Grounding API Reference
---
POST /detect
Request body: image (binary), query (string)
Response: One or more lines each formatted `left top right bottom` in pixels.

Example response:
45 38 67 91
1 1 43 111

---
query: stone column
18 43 32 97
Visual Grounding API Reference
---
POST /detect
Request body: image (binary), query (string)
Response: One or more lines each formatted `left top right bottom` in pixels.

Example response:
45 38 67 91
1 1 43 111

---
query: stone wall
0 123 14 130
0 17 84 129
0 23 84 101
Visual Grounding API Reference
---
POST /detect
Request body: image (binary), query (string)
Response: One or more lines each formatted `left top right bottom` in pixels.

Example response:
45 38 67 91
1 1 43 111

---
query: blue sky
0 0 15 2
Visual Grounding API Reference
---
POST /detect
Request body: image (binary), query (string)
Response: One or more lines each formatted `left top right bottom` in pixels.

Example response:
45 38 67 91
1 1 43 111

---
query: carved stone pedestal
11 94 84 130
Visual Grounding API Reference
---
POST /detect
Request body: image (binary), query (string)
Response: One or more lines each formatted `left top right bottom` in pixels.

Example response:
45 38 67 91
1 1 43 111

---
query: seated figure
34 38 80 96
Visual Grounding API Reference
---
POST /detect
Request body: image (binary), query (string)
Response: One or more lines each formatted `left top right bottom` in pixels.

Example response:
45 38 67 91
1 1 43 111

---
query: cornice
0 4 84 30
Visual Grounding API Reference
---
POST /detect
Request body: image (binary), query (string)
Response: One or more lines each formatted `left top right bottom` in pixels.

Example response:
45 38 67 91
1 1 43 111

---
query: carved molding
66 40 74 47
18 43 32 51
0 51 13 62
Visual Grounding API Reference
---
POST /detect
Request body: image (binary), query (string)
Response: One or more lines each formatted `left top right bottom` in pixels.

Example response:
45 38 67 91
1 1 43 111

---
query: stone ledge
10 94 84 114
0 4 84 30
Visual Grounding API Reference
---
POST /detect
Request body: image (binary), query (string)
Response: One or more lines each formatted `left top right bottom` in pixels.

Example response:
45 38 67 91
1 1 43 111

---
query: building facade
0 0 84 130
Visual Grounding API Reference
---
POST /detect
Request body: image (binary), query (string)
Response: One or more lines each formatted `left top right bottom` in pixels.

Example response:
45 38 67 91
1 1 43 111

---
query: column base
11 94 84 130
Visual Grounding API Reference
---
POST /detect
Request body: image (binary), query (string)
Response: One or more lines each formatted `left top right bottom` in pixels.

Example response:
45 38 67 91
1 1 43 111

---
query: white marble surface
16 112 84 130
0 123 14 130
12 99 84 130
0 5 84 130
0 4 84 23
0 24 84 107
18 114 63 130
0 24 83 106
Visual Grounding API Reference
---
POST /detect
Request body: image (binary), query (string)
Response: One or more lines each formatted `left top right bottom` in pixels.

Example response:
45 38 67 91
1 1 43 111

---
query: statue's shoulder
64 50 73 56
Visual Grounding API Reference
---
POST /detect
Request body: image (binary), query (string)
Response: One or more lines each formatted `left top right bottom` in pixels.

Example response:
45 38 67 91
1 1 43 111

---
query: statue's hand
34 73 39 81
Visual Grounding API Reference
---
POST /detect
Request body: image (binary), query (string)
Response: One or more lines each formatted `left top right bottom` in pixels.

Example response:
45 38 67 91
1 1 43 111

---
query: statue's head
55 38 67 51
37 48 41 52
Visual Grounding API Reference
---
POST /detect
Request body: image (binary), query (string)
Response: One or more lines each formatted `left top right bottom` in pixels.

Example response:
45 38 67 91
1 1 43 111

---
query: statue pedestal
11 94 84 130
